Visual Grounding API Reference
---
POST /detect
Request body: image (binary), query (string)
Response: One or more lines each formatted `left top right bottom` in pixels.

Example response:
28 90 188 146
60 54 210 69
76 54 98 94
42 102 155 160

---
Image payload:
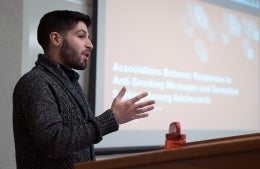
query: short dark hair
37 10 91 51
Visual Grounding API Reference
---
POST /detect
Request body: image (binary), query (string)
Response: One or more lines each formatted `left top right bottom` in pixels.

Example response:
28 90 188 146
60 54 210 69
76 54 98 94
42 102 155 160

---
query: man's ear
49 32 62 47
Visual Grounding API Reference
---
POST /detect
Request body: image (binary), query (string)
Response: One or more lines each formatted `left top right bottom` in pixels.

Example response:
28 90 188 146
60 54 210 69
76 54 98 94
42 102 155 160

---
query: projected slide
95 0 260 147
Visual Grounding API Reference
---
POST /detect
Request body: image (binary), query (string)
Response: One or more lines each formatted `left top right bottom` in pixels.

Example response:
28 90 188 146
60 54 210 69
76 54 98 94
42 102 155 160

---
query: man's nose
86 39 93 50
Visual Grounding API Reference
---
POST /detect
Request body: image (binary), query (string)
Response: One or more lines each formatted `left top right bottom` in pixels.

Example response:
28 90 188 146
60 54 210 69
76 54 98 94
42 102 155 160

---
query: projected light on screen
94 0 260 148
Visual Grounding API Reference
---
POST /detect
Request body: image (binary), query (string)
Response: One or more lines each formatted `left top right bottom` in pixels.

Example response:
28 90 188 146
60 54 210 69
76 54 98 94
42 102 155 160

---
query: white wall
0 0 23 168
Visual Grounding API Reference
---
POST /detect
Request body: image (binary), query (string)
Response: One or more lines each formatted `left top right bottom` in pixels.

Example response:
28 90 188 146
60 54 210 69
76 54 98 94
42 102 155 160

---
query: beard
59 39 87 70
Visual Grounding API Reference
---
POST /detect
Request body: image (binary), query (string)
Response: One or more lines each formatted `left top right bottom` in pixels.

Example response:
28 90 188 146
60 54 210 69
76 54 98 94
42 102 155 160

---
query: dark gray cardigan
13 54 119 169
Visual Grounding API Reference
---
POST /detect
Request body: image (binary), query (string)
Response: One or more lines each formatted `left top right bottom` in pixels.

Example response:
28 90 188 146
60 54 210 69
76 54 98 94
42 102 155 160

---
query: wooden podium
74 133 260 169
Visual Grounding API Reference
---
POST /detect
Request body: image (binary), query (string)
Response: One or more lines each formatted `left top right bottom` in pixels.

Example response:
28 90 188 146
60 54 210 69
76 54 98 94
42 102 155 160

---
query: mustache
81 49 92 54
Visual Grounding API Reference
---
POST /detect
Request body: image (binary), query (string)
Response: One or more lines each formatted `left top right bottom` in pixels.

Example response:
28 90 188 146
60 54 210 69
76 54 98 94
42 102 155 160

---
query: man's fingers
134 113 149 119
130 92 148 103
115 87 126 100
135 100 155 109
135 105 155 114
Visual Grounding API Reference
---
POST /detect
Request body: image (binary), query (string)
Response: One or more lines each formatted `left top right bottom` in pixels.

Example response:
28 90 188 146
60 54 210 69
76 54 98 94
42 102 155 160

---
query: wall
0 0 23 168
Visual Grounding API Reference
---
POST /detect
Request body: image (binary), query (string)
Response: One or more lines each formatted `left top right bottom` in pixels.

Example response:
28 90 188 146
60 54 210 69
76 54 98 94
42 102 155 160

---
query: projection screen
94 0 260 148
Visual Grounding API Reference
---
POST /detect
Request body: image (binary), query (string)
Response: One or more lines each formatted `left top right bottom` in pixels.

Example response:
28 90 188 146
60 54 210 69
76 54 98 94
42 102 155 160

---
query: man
13 10 155 169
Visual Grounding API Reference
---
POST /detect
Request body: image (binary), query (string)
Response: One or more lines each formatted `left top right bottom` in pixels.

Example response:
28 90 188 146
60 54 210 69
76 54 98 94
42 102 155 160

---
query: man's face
59 21 93 70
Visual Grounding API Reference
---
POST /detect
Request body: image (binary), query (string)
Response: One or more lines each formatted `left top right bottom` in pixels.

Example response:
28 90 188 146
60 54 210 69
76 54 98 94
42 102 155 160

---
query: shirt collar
59 64 80 83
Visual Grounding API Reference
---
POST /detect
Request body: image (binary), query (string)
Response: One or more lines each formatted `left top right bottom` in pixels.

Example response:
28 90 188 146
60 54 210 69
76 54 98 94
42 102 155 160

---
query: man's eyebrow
76 29 87 34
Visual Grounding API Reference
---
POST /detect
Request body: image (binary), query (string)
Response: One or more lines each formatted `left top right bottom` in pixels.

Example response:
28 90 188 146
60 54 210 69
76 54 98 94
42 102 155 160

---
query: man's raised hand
111 87 155 124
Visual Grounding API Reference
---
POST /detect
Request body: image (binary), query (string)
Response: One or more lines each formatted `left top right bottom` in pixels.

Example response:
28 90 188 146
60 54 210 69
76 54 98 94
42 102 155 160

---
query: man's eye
78 35 85 38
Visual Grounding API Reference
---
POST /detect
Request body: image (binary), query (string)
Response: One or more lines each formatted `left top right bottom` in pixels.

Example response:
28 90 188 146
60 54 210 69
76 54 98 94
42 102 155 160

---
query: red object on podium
164 122 186 149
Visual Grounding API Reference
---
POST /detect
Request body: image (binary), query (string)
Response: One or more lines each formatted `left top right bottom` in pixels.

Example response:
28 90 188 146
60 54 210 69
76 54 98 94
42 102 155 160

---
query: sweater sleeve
94 109 119 140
